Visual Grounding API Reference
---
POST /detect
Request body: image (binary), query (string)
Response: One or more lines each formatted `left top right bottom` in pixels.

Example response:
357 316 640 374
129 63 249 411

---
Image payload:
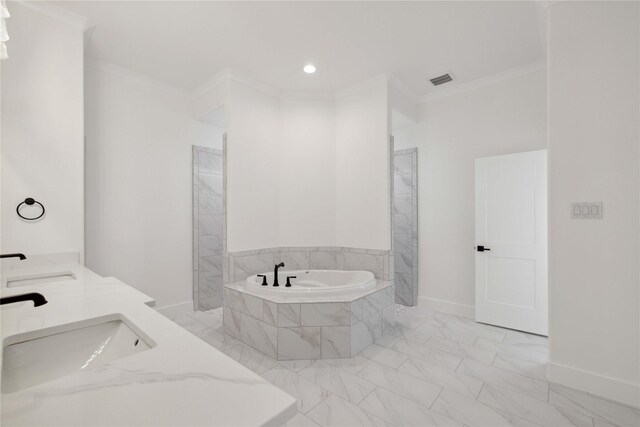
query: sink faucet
273 262 285 287
0 253 27 260
0 292 48 307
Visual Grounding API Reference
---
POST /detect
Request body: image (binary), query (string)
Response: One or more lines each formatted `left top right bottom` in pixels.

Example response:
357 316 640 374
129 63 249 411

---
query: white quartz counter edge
1 280 297 427
226 279 393 304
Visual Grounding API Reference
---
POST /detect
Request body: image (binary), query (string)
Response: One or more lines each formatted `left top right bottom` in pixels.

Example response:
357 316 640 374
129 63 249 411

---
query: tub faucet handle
257 274 268 286
285 276 296 287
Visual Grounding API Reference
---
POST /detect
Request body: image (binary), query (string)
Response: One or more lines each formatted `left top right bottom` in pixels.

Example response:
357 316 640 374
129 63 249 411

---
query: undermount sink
2 315 155 393
6 271 77 287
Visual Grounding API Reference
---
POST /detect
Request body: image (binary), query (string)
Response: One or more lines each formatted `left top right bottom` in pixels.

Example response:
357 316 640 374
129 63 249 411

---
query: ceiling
52 1 545 97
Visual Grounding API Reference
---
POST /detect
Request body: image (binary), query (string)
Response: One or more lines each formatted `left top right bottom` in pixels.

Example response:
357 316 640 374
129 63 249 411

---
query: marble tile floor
165 305 639 427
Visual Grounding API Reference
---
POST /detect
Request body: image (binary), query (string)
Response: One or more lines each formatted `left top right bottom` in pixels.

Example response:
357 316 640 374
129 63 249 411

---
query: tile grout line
356 385 379 408
489 350 498 366
300 391 329 417
475 381 487 401
355 363 444 411
428 384 445 409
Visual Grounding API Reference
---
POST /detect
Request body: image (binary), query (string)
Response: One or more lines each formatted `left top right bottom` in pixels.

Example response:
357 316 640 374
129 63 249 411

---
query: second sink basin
2 315 155 393
6 271 77 287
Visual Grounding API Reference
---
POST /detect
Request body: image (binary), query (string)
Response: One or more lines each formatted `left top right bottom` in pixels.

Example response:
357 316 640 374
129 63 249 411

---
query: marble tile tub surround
223 283 396 360
226 246 393 284
393 148 418 306
193 146 224 311
172 305 640 427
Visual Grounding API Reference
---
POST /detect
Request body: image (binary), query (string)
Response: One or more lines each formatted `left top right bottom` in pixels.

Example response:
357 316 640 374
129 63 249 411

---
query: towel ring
16 198 45 221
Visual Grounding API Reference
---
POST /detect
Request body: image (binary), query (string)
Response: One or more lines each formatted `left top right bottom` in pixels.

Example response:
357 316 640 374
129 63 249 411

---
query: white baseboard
548 361 640 409
156 301 194 318
418 296 475 319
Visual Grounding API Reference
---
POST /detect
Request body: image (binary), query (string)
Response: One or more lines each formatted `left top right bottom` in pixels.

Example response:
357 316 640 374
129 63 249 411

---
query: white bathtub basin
2 315 154 393
245 270 376 297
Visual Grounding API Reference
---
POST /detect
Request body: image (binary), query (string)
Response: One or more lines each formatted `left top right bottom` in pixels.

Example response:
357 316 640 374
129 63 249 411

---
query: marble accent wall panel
309 251 339 270
193 146 224 311
393 148 418 306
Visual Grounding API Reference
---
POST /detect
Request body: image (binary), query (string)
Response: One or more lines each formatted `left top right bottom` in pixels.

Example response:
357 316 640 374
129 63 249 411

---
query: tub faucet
273 262 285 287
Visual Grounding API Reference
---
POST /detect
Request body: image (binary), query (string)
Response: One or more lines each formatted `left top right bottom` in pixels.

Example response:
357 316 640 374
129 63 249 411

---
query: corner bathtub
224 271 394 359
245 270 376 298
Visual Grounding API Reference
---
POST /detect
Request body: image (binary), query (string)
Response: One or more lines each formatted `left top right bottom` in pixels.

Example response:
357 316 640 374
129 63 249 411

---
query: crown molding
85 58 192 100
419 61 546 103
280 91 335 102
388 75 419 104
86 58 402 105
192 67 231 99
14 0 88 30
87 60 325 104
228 69 281 98
86 58 545 112
334 74 390 101
195 69 337 102
201 71 398 103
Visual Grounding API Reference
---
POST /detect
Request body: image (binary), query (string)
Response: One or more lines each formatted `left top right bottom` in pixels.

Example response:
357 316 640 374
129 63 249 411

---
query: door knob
476 245 491 252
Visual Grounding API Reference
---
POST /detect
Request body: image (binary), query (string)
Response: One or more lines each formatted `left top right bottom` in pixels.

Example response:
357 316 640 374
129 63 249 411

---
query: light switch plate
571 202 603 219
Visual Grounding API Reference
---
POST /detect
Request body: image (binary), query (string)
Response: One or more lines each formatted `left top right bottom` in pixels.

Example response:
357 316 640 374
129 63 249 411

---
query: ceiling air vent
429 73 453 86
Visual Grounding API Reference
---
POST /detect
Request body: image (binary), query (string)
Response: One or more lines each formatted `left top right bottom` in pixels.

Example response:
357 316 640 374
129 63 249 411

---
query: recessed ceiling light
303 64 316 74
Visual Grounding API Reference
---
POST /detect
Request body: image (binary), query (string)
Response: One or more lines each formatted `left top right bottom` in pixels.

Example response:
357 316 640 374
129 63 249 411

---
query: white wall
84 63 223 309
225 80 281 252
279 99 336 246
85 68 391 305
192 69 230 126
226 77 391 252
547 1 640 407
1 3 85 259
335 78 391 250
389 81 418 125
409 70 547 315
392 124 419 151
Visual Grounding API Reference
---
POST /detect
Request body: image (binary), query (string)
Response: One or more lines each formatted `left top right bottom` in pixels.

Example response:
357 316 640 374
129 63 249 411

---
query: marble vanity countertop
1 279 297 426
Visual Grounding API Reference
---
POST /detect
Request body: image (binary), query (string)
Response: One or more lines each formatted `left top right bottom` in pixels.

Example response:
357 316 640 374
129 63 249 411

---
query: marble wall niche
193 146 224 310
393 148 418 306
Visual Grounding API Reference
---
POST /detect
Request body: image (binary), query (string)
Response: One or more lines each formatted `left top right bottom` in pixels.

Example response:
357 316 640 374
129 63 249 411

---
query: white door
475 150 548 335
